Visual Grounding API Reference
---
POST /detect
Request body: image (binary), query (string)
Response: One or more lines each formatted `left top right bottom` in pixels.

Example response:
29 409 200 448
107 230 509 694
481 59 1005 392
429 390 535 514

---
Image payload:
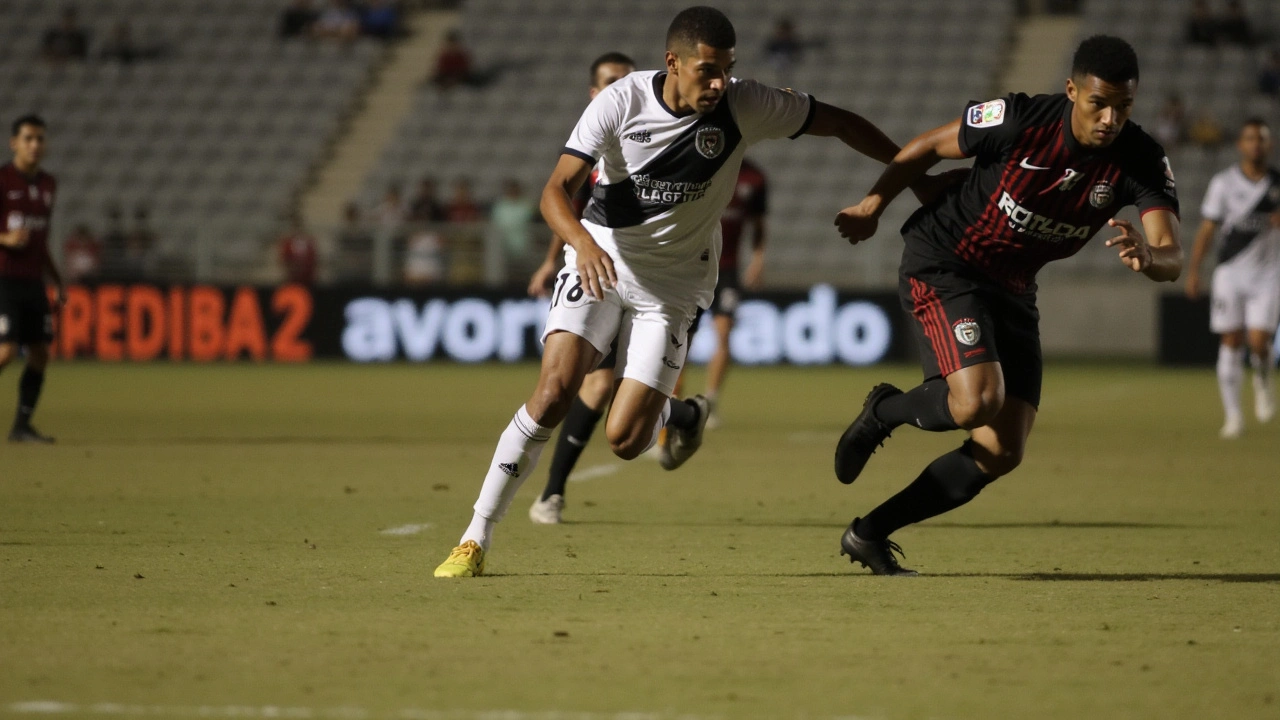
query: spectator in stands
278 217 319 285
445 177 482 223
62 224 101 283
99 22 139 65
1154 94 1187 148
99 205 128 279
1258 49 1280 98
764 18 803 79
42 7 89 64
1186 0 1217 46
432 31 473 90
336 202 373 282
373 184 407 234
312 0 361 44
1218 0 1253 46
490 179 537 270
124 205 157 278
280 0 318 39
1189 111 1225 147
409 178 446 223
403 228 445 286
361 0 401 40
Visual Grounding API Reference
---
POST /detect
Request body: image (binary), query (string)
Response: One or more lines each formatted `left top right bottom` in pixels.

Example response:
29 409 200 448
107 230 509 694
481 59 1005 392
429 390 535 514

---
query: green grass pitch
1 362 1277 719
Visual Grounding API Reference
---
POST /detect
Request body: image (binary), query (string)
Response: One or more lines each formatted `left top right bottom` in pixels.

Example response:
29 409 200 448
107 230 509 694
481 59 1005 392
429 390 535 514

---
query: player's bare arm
1105 210 1181 281
540 153 616 300
1183 218 1219 298
43 244 65 309
835 118 966 244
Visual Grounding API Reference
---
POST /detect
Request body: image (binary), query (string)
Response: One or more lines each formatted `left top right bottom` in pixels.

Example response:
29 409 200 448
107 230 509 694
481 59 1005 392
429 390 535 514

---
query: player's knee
949 386 1004 429
25 344 49 370
0 343 14 367
606 423 648 460
529 380 577 424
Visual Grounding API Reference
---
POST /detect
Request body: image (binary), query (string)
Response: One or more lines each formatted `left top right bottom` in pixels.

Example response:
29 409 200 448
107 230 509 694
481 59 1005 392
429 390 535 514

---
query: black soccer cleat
8 424 55 444
834 383 901 485
839 519 918 577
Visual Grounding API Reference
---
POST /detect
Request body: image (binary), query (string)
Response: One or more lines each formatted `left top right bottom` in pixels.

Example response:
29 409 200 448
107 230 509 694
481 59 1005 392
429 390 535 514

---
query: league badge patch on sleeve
967 99 1006 129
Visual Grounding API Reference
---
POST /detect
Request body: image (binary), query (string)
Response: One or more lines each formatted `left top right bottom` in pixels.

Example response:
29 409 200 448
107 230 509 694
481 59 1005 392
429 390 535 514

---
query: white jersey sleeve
729 79 815 145
563 85 626 164
1200 172 1228 223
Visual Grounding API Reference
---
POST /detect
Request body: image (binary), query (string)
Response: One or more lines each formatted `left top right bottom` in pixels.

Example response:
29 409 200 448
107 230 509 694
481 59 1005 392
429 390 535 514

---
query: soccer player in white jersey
1186 118 1280 438
434 6 949 577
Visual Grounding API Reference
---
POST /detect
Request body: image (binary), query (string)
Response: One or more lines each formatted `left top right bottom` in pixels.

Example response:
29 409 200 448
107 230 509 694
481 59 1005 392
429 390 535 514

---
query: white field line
379 523 433 536
1 702 812 720
567 463 621 483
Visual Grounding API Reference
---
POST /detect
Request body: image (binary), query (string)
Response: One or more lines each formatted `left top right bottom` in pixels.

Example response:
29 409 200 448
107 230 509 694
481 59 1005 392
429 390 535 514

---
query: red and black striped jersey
0 163 56 280
902 92 1179 295
718 158 767 270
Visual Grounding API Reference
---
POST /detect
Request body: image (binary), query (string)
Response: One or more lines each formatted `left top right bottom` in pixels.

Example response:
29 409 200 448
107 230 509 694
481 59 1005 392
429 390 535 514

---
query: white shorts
1211 264 1280 334
540 262 700 396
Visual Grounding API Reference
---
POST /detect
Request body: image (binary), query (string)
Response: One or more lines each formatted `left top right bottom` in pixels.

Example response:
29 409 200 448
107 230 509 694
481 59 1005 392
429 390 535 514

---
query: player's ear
665 50 679 74
1065 77 1078 102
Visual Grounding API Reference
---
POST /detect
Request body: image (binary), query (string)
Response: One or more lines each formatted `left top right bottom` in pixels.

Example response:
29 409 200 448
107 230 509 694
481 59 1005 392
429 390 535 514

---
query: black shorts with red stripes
898 243 1043 408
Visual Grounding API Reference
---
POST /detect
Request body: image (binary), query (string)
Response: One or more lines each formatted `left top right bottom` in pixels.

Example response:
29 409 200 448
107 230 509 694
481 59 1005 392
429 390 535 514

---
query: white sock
1251 350 1273 393
460 405 554 550
641 400 673 454
1218 345 1246 422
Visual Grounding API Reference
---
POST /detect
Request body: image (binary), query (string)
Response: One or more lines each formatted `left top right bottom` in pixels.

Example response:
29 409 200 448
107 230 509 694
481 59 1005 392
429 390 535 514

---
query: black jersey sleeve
1121 138 1180 218
957 93 1027 159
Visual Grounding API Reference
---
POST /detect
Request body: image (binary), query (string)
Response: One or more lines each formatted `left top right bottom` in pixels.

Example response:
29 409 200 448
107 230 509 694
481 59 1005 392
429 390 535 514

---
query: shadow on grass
56 436 429 446
488 571 1280 583
566 520 1200 530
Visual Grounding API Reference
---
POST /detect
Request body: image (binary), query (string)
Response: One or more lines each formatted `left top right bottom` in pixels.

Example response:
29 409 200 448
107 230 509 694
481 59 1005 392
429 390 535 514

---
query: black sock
666 397 700 431
541 397 604 501
873 378 959 431
856 441 993 541
15 368 45 429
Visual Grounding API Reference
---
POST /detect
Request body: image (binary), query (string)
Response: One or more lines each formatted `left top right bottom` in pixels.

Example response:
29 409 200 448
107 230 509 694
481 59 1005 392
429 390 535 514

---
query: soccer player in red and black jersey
526 51 636 524
831 36 1182 575
0 115 65 443
701 157 768 426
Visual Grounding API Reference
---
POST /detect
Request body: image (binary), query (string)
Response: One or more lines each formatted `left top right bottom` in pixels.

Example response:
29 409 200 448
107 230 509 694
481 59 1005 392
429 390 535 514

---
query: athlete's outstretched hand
574 239 618 299
835 199 880 245
527 259 556 298
1105 218 1153 273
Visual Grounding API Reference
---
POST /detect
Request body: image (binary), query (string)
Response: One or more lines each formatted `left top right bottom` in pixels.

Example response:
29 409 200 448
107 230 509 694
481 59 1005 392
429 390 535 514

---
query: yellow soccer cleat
433 540 486 577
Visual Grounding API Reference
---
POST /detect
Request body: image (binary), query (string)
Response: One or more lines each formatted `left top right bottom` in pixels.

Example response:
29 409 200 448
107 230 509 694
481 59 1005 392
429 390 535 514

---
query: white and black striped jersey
1200 164 1280 271
561 70 814 285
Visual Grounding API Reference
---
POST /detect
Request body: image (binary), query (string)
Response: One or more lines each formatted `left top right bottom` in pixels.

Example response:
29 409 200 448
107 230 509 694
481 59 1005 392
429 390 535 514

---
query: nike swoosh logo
1019 157 1050 171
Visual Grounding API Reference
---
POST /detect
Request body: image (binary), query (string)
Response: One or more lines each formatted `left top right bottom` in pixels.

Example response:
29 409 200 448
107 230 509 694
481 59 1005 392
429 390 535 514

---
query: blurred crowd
272 177 543 287
59 205 160 283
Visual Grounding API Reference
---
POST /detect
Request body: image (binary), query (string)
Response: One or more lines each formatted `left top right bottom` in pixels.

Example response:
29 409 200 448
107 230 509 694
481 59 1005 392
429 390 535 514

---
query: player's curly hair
666 6 736 55
11 114 45 137
1071 35 1139 84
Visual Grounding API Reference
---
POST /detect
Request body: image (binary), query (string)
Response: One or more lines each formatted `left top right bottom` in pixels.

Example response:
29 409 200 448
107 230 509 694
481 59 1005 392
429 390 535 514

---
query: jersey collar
653 72 696 119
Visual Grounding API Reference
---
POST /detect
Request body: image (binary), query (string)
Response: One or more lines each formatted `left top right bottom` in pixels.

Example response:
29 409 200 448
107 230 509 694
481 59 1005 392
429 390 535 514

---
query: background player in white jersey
526 52 636 525
1186 117 1280 438
435 5 950 577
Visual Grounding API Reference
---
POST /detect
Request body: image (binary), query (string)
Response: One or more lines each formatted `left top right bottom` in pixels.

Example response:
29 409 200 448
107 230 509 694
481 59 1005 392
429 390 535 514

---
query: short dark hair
1071 35 1139 85
666 6 736 55
589 51 635 84
1241 117 1271 133
11 114 45 137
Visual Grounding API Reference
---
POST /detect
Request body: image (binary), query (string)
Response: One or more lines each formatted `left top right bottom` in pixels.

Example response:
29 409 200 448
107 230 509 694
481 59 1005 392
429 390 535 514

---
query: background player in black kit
0 115 64 443
831 36 1183 575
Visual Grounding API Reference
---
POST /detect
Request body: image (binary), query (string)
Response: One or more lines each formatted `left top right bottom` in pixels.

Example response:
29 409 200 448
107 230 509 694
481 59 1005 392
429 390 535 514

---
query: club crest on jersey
953 319 981 346
1089 181 1115 209
695 126 725 159
967 99 1006 128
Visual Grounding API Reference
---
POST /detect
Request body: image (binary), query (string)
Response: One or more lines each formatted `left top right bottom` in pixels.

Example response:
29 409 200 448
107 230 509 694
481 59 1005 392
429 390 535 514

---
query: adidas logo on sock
497 462 520 477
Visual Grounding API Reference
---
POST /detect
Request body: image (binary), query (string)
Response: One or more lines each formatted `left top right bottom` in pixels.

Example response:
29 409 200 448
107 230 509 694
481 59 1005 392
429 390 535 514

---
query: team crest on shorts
695 126 725 158
1089 181 1114 209
953 318 981 346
